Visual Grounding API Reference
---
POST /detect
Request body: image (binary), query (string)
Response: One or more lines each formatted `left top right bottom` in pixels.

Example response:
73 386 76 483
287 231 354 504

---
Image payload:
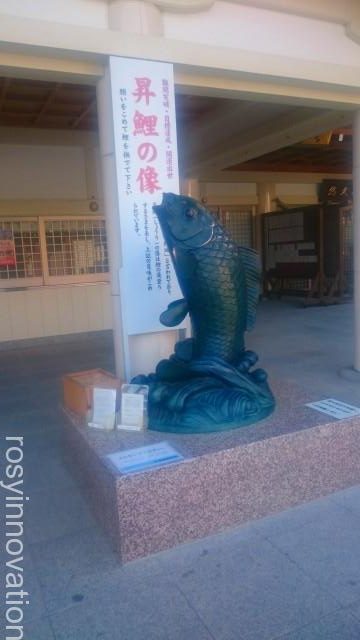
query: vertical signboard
109 56 183 336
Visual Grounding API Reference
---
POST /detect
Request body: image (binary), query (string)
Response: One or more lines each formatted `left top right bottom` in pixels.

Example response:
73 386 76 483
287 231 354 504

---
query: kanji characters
136 166 161 194
137 142 157 162
132 77 156 105
133 111 159 136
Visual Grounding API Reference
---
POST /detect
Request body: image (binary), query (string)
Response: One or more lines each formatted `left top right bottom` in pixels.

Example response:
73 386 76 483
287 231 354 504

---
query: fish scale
154 194 260 365
186 227 249 362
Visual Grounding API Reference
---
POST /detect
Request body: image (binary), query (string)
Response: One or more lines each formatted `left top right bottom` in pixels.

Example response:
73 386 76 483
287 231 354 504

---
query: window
209 206 255 248
0 216 110 288
220 208 254 248
43 218 109 283
0 219 42 286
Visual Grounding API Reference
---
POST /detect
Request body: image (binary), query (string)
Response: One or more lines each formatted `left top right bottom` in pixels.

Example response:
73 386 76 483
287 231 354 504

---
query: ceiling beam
229 162 351 173
194 170 352 183
71 98 97 129
179 99 261 167
185 108 352 176
33 82 61 124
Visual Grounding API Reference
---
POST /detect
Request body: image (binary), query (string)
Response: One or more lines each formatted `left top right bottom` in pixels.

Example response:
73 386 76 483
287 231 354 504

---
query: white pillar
108 0 163 35
97 2 181 380
97 69 127 380
180 178 200 199
353 110 360 371
257 182 276 214
256 182 275 254
84 145 100 201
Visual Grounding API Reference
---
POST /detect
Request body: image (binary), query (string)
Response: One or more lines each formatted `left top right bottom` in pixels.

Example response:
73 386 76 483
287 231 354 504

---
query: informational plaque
118 384 149 431
109 56 184 336
106 442 184 475
88 387 117 430
306 399 360 420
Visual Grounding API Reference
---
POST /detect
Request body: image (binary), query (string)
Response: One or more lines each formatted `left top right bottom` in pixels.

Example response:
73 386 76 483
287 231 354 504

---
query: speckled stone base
63 378 360 563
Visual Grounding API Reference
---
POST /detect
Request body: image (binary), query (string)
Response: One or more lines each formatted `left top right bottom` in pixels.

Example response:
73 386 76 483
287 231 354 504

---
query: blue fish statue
133 193 275 433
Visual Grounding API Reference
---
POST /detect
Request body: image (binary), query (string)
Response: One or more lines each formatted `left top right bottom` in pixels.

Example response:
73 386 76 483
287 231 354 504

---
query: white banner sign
110 56 183 336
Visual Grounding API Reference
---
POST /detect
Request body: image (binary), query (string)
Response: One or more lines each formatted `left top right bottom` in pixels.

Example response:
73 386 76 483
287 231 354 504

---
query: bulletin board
263 205 320 281
262 203 353 303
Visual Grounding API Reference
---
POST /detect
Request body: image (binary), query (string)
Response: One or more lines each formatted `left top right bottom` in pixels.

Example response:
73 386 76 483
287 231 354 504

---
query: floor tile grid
153 526 339 640
255 517 360 639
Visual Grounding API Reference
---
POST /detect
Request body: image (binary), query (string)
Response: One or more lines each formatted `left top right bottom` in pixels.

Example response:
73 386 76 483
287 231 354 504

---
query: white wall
0 283 112 342
276 184 318 197
200 181 257 205
0 137 111 344
198 180 319 206
0 0 359 75
0 0 108 29
163 1 360 68
0 144 88 200
275 183 319 206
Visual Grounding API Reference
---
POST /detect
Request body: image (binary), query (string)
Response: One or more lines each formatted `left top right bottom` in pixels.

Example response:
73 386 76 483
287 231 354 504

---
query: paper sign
121 392 144 425
88 387 117 430
306 398 360 419
106 442 184 474
118 383 149 431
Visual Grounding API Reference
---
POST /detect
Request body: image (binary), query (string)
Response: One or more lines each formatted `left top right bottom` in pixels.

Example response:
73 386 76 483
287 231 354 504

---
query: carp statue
133 193 275 433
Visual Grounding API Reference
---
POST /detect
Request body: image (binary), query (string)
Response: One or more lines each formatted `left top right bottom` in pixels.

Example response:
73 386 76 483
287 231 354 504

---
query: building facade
0 0 360 375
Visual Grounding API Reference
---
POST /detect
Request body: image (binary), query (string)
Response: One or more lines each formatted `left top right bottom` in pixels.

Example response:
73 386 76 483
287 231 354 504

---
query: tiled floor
1 302 360 639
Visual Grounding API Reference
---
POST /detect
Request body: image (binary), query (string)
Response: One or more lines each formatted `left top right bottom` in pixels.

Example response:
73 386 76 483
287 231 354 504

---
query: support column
108 0 163 35
97 69 127 380
256 182 275 254
353 110 360 371
84 144 101 203
257 182 276 214
180 178 200 199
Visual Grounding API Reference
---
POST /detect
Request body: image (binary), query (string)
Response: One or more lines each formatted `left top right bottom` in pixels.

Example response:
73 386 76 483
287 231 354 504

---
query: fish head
153 193 215 249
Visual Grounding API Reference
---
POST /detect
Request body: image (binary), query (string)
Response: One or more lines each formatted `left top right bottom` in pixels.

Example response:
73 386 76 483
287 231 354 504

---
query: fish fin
160 299 189 327
239 247 261 331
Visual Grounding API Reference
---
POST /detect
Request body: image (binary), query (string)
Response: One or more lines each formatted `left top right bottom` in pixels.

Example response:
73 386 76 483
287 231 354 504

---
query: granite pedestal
63 378 360 563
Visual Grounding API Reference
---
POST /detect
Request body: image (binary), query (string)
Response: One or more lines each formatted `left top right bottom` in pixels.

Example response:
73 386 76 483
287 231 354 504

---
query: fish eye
185 208 197 218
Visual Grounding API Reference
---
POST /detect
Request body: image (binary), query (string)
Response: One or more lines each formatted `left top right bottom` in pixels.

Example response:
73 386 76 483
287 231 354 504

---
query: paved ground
1 301 360 639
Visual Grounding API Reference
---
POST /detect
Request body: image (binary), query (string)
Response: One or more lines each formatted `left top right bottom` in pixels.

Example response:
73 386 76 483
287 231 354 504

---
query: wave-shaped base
133 348 275 434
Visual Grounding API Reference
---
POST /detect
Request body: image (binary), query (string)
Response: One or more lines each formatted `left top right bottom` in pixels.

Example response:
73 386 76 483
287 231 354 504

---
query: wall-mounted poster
0 230 16 267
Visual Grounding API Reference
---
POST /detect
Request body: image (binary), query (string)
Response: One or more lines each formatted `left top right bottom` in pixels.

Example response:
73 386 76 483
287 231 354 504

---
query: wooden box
63 369 121 418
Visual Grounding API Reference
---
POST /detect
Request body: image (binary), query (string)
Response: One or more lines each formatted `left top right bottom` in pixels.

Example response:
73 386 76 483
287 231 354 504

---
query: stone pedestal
63 378 360 562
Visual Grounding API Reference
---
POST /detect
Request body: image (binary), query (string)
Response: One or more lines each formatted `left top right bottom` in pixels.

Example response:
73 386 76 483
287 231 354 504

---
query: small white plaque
118 384 149 431
106 442 184 475
88 387 117 430
306 398 360 420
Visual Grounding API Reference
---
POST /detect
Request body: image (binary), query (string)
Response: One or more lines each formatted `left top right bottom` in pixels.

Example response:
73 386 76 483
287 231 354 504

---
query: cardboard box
63 369 121 418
